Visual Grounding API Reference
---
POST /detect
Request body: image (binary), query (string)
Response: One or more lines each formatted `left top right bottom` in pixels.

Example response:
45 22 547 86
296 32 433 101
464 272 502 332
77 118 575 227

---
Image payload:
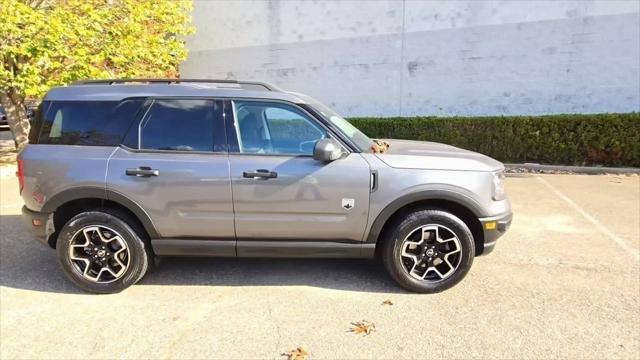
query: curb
505 163 640 175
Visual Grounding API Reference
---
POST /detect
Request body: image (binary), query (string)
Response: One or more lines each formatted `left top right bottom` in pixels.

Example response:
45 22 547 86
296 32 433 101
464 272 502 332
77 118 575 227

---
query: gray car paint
360 152 511 239
106 147 235 238
21 81 512 257
20 145 114 212
377 139 503 172
229 153 370 242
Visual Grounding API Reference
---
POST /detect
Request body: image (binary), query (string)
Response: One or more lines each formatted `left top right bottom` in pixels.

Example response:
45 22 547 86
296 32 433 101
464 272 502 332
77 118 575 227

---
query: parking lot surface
1 170 638 359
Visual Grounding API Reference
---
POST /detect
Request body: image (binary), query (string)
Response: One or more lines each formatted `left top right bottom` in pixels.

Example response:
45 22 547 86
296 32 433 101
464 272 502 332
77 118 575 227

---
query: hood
375 139 503 172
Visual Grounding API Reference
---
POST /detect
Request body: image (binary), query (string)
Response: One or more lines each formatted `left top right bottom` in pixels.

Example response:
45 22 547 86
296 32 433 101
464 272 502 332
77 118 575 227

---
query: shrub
347 113 640 167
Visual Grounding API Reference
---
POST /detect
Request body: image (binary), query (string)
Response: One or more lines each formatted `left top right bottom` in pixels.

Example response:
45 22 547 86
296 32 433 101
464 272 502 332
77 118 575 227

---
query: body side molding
151 239 374 258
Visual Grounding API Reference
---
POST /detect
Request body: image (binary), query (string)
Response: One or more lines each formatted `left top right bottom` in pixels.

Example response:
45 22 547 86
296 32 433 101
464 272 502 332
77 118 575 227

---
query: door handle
126 167 159 177
243 169 278 180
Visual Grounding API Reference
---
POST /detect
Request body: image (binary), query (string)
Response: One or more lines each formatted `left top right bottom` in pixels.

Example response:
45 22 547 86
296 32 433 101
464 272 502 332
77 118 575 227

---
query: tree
0 0 193 150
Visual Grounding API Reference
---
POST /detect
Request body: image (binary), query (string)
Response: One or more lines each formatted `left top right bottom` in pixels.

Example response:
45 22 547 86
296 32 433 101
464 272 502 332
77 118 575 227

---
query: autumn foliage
0 0 193 150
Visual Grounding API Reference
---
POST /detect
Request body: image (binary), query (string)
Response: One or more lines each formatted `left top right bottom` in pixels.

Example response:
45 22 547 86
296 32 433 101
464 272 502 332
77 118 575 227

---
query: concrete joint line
537 176 639 260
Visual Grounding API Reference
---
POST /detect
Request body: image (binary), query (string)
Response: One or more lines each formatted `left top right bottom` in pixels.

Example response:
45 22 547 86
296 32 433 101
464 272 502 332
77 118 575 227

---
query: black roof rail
70 78 280 91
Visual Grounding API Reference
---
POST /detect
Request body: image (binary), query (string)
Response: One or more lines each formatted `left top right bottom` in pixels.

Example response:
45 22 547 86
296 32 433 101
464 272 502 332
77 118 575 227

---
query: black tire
381 209 475 293
56 209 151 294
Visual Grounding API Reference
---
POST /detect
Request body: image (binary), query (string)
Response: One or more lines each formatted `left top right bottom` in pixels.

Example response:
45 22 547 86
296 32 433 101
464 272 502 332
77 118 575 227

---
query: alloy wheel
400 224 462 281
68 225 130 283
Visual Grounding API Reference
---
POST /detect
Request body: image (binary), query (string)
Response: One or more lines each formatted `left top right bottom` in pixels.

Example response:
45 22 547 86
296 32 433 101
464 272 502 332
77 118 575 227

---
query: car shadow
0 214 404 294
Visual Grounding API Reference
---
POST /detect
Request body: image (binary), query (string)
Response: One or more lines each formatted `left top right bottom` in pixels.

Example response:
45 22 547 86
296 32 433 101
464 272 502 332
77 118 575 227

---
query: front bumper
478 212 512 255
22 206 54 246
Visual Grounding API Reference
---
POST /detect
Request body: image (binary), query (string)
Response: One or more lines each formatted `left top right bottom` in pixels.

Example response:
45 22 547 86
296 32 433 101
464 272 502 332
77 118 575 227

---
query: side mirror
313 138 344 162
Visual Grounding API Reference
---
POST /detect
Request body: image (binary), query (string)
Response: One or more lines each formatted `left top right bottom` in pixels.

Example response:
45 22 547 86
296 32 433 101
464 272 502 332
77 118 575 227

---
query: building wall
181 0 640 117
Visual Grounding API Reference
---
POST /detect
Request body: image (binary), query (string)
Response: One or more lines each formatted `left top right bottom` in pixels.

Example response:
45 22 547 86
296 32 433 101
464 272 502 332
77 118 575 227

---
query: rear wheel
56 209 151 294
381 209 475 293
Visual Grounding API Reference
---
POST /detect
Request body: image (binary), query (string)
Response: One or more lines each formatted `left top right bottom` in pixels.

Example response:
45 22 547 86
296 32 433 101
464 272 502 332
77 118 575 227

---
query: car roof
43 79 309 104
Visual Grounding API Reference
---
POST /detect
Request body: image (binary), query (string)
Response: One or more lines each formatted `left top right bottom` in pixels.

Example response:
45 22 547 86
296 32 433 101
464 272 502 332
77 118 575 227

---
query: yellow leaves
349 320 376 336
281 346 308 360
1 0 193 97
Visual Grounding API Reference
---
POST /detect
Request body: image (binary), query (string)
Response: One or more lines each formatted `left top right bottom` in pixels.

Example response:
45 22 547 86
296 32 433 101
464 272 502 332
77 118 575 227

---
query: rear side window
139 99 217 152
39 100 144 146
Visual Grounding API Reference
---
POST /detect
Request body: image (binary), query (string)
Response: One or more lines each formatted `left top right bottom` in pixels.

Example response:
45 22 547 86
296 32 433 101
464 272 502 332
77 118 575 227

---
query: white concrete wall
181 0 640 117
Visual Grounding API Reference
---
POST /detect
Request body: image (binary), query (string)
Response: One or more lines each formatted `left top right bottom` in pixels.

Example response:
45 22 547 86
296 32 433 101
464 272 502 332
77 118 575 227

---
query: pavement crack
267 299 283 355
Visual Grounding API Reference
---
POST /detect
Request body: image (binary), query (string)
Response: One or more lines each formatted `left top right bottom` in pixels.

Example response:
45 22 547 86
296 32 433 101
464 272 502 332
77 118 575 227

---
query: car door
106 98 235 255
226 99 371 254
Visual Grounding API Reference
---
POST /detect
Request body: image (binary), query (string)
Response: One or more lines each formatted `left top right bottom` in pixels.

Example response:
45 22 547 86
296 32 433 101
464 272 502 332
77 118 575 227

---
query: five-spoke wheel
57 209 151 293
400 224 462 281
382 209 475 293
69 225 130 283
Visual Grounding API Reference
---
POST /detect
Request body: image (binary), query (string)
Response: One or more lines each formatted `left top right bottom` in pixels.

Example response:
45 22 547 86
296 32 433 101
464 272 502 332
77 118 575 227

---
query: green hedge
347 113 640 167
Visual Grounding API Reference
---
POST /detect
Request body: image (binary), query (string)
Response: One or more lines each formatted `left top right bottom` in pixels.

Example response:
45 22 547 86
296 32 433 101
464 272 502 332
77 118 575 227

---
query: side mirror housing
313 139 344 162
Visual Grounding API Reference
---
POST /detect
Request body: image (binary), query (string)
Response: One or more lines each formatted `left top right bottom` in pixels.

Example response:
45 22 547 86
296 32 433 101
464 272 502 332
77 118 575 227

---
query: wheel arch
42 187 159 247
367 190 487 256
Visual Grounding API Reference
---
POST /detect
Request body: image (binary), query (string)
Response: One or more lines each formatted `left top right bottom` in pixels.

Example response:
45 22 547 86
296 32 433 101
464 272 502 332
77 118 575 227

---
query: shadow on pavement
0 214 403 294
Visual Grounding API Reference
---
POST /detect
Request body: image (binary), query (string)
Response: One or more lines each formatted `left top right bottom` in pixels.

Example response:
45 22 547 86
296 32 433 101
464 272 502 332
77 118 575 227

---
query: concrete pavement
1 172 638 359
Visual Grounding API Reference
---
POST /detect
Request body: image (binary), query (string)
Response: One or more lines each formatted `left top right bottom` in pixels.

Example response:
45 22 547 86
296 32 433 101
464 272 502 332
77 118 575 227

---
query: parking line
537 176 639 260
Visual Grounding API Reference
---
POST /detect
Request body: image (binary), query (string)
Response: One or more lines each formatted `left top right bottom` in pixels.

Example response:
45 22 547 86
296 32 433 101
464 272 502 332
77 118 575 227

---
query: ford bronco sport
19 79 512 294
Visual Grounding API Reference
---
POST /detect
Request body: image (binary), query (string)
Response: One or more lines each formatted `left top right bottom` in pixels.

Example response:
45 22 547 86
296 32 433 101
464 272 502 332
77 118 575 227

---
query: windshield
303 97 373 152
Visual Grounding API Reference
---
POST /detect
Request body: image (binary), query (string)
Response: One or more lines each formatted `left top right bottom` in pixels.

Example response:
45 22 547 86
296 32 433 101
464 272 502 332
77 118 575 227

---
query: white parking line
537 176 639 260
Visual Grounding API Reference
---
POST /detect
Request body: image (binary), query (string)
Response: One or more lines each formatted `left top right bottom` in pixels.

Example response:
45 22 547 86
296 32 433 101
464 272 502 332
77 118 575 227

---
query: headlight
492 171 506 201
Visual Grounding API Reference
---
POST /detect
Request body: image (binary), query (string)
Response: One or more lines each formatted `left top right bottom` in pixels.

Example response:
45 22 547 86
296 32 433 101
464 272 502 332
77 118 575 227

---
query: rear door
106 98 235 253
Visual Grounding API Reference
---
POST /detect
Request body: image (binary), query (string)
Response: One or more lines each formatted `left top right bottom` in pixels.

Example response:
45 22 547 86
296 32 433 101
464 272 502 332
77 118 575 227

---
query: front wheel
381 209 475 293
56 209 151 294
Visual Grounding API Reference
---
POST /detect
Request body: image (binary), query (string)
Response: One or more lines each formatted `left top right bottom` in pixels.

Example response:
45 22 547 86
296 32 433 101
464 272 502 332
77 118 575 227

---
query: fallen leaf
381 299 393 306
281 346 308 360
349 320 376 336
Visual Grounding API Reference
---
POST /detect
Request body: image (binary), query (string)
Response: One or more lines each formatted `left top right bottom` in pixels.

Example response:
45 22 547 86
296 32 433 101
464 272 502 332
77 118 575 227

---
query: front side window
139 99 217 152
233 101 326 155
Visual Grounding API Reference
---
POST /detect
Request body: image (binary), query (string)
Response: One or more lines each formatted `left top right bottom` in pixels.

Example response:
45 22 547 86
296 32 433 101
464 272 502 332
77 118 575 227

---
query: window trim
137 99 155 150
119 144 229 156
34 101 52 144
228 99 351 158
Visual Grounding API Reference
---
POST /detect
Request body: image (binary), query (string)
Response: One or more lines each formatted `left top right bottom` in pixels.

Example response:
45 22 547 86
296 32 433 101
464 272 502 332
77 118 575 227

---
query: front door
107 98 234 251
226 100 371 250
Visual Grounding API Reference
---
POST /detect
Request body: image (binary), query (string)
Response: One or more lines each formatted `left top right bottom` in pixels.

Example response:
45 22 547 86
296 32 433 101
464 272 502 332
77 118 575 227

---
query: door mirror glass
313 138 344 162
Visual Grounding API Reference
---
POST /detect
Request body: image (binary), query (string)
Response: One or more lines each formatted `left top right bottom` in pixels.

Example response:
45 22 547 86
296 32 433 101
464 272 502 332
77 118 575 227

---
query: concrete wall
181 1 640 117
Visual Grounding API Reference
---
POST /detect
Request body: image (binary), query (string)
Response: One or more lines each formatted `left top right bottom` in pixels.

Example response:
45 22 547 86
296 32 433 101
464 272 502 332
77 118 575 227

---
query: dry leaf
281 346 308 360
349 320 376 336
381 299 393 306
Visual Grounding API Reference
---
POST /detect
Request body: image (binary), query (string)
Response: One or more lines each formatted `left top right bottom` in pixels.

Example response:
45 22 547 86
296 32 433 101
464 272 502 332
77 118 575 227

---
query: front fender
365 186 485 244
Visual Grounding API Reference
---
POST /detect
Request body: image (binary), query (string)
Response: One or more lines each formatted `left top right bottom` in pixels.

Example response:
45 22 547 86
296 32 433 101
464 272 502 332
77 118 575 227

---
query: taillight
16 159 24 194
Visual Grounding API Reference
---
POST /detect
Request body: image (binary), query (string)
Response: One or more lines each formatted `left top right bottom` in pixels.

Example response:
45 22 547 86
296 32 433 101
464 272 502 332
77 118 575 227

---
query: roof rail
71 78 280 91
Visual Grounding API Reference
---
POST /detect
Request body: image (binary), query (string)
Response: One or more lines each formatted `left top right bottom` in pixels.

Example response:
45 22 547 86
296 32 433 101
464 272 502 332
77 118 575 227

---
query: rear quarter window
38 100 144 146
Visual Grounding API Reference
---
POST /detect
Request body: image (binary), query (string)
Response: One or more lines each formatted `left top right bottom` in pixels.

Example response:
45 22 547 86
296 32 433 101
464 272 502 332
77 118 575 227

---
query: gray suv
19 79 512 294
